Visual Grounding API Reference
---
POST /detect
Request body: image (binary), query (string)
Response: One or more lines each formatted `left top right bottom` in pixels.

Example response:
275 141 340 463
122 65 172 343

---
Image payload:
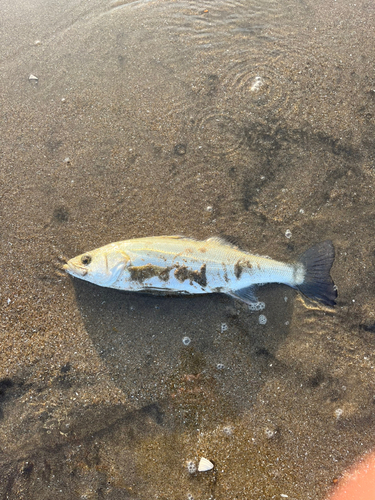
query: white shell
29 74 38 81
198 457 214 472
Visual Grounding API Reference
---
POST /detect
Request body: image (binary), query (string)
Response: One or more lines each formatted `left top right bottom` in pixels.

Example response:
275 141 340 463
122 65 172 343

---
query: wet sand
1 0 375 498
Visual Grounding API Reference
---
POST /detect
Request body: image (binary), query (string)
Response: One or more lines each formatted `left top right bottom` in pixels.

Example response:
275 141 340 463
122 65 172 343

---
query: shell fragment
198 457 214 472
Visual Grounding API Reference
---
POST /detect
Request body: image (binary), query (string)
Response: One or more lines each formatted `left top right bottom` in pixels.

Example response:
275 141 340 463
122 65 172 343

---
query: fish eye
81 255 92 266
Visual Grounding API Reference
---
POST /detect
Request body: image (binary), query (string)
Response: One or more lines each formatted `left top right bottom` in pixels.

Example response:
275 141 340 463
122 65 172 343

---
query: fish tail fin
296 240 337 307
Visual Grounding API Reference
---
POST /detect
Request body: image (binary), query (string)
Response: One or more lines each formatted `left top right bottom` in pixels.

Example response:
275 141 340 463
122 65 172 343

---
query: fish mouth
63 262 88 277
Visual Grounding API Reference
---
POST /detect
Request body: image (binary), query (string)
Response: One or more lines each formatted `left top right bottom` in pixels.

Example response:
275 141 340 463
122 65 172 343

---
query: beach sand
1 0 375 498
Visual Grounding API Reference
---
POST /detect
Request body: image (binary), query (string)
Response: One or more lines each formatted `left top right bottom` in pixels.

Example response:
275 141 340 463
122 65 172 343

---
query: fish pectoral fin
227 286 258 305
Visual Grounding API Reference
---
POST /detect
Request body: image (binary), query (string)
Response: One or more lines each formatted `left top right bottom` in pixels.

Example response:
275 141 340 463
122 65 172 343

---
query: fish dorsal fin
148 235 199 242
149 235 240 247
156 235 186 239
157 235 203 242
206 236 239 249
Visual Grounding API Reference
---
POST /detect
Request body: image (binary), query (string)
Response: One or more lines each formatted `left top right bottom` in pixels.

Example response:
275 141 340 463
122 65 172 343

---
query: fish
63 236 337 307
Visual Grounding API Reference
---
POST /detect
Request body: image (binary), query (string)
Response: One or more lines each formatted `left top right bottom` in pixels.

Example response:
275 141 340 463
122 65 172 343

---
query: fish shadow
70 278 295 427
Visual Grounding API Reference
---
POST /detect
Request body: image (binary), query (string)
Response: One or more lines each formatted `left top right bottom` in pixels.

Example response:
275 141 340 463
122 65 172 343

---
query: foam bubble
182 336 191 346
186 461 197 474
334 408 343 419
223 425 233 436
265 426 277 439
248 301 265 311
221 323 228 333
258 314 267 325
250 76 263 91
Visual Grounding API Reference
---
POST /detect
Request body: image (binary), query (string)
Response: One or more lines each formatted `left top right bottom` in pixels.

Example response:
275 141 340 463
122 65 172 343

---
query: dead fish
63 236 337 307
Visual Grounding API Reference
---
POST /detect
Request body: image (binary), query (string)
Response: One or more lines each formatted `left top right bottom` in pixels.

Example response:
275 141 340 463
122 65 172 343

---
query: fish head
63 245 130 287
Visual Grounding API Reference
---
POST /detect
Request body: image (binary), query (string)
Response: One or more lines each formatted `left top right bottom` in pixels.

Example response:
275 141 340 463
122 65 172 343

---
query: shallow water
1 0 375 498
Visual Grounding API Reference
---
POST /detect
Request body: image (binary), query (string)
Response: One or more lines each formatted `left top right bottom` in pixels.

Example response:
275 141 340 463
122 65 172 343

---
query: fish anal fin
227 286 258 305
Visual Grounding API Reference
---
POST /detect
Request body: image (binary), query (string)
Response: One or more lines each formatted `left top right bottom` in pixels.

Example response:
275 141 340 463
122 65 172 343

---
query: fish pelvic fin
227 286 258 305
296 240 337 307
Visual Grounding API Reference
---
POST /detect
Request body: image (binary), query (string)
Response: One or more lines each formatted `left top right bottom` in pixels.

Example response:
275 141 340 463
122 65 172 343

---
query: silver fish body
63 236 337 306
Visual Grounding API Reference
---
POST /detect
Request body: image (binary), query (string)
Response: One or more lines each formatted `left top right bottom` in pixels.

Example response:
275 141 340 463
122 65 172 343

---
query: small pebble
285 229 292 239
182 336 191 346
174 143 186 155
